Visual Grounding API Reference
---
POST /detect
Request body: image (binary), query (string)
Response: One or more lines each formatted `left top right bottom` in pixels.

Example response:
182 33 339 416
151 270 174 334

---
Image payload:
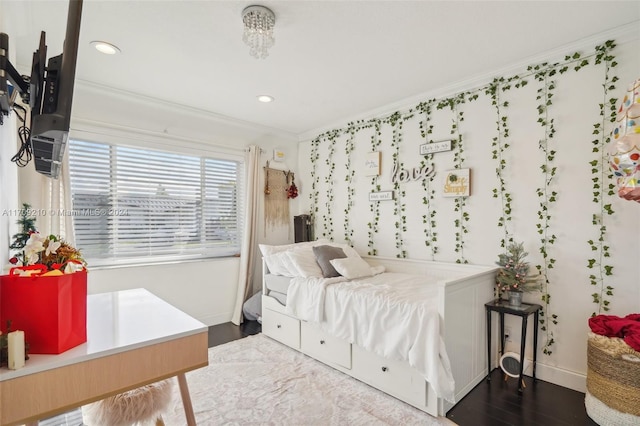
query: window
68 140 244 266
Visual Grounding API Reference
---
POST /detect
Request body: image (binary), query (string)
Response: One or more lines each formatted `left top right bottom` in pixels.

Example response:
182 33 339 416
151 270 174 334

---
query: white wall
1 5 21 274
87 257 240 325
296 36 640 392
0 116 19 274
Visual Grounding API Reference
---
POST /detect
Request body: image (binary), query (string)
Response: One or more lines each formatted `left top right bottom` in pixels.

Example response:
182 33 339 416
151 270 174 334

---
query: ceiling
2 1 640 138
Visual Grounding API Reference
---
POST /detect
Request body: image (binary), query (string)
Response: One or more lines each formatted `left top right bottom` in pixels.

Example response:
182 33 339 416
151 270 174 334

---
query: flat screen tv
29 0 83 178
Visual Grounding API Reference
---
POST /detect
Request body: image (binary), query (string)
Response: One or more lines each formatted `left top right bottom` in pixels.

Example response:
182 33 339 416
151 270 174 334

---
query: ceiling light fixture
90 41 120 55
257 95 274 103
242 5 275 59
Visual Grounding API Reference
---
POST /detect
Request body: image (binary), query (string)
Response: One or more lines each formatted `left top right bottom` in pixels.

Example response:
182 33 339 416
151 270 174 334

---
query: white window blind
68 140 244 266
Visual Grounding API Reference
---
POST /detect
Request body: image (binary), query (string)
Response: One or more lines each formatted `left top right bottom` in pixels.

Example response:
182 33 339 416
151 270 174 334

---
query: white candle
8 330 25 370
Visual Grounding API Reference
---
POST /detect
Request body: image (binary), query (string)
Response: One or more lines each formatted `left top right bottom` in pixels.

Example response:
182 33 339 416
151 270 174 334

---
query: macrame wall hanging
264 163 291 229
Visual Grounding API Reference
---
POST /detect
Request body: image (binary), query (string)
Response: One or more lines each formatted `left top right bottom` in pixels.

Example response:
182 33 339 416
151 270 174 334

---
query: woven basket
586 332 640 425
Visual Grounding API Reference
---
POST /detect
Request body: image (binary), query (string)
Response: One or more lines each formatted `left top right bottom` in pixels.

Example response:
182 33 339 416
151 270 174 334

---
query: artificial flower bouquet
8 232 86 277
1 206 88 354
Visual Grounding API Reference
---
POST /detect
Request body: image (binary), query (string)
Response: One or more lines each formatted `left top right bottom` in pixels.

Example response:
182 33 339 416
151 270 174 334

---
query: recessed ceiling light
257 95 274 103
90 41 121 55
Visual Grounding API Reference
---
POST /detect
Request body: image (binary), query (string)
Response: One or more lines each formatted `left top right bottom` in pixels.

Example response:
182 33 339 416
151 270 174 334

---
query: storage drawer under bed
350 344 427 407
300 321 351 369
262 308 300 349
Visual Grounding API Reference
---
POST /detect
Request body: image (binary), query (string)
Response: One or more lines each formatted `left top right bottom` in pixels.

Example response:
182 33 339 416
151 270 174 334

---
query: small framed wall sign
273 148 286 162
369 191 395 202
443 168 471 197
420 139 452 155
364 151 381 176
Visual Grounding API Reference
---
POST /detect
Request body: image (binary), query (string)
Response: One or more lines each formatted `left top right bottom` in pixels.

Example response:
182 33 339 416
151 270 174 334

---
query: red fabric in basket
589 313 640 352
0 270 87 354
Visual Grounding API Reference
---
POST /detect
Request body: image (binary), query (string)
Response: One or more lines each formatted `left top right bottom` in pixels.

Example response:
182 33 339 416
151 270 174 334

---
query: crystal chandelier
242 5 275 59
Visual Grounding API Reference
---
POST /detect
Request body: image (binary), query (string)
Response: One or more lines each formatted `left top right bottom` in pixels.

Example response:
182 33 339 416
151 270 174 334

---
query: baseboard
533 363 586 393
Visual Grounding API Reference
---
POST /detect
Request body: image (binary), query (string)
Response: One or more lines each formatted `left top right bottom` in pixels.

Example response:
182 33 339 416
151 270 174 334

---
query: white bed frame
261 255 497 417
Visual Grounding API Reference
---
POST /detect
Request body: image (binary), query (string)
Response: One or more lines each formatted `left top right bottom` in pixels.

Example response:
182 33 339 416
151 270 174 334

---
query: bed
259 241 497 417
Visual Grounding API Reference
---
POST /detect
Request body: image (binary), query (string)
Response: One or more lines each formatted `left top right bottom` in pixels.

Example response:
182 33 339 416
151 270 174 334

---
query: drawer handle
320 340 325 345
277 324 282 329
381 366 388 372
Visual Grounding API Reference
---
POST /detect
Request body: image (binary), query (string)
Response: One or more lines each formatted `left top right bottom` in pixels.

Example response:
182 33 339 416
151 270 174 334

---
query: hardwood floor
210 322 597 426
446 368 597 426
208 319 262 347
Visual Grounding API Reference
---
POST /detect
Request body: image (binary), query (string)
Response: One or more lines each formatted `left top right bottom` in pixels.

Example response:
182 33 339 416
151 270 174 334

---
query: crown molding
75 79 298 142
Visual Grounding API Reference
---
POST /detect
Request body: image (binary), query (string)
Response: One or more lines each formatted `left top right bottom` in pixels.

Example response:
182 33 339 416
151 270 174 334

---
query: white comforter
286 272 456 403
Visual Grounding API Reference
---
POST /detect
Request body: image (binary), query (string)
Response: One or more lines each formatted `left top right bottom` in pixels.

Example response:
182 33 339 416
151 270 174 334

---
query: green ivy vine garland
485 78 514 249
588 40 618 315
308 137 321 231
367 120 382 256
321 131 339 240
531 62 559 355
417 100 439 260
343 125 357 245
437 95 469 264
389 112 409 258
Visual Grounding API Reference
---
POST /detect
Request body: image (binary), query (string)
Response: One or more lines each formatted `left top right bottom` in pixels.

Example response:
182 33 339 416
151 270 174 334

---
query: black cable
10 103 32 167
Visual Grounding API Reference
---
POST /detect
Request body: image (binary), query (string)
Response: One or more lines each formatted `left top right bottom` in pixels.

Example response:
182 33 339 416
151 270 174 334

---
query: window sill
88 254 241 271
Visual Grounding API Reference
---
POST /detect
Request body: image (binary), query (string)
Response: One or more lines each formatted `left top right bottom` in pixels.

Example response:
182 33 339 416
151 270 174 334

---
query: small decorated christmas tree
9 203 37 265
496 242 541 295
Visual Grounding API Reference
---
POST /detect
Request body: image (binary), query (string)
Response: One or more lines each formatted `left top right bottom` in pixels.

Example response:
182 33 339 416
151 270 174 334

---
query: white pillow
286 249 323 277
263 251 297 277
259 239 330 257
334 243 361 259
329 257 373 280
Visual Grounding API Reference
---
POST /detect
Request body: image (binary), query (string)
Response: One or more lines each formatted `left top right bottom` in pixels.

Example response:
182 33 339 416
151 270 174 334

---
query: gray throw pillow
313 245 347 278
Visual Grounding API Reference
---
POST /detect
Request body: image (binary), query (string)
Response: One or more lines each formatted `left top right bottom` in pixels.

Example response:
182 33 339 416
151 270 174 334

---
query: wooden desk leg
177 373 197 426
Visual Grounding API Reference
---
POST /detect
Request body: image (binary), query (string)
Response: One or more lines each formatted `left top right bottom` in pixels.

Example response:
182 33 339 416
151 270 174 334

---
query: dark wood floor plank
447 368 597 426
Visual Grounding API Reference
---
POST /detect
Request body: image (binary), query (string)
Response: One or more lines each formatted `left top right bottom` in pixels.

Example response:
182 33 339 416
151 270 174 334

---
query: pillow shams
263 251 297 277
313 245 347 278
259 239 330 257
286 249 323 277
261 240 364 278
330 257 374 280
336 244 361 259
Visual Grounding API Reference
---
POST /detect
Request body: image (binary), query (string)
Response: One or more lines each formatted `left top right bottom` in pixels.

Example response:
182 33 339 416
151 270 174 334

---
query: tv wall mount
0 0 82 179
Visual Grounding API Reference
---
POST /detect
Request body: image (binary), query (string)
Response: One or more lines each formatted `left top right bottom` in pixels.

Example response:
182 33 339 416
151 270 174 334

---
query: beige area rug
162 333 454 425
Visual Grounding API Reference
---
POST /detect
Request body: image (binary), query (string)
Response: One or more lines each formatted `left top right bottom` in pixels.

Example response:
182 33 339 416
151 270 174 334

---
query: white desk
0 288 209 426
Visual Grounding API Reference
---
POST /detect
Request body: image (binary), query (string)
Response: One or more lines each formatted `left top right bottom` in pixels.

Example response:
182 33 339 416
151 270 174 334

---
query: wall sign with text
420 140 452 155
364 151 381 176
443 168 470 197
369 191 395 202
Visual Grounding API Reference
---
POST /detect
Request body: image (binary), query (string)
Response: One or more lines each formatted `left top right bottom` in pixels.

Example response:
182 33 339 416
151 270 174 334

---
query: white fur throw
83 379 173 426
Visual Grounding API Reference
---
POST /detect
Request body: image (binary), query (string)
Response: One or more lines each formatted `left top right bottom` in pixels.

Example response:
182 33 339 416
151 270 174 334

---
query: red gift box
0 269 87 354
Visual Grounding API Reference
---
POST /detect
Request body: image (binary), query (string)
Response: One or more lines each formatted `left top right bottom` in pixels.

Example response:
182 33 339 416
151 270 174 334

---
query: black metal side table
485 299 542 393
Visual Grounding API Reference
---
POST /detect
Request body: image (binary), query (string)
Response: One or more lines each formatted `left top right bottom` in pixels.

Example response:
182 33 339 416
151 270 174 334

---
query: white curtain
232 145 260 325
